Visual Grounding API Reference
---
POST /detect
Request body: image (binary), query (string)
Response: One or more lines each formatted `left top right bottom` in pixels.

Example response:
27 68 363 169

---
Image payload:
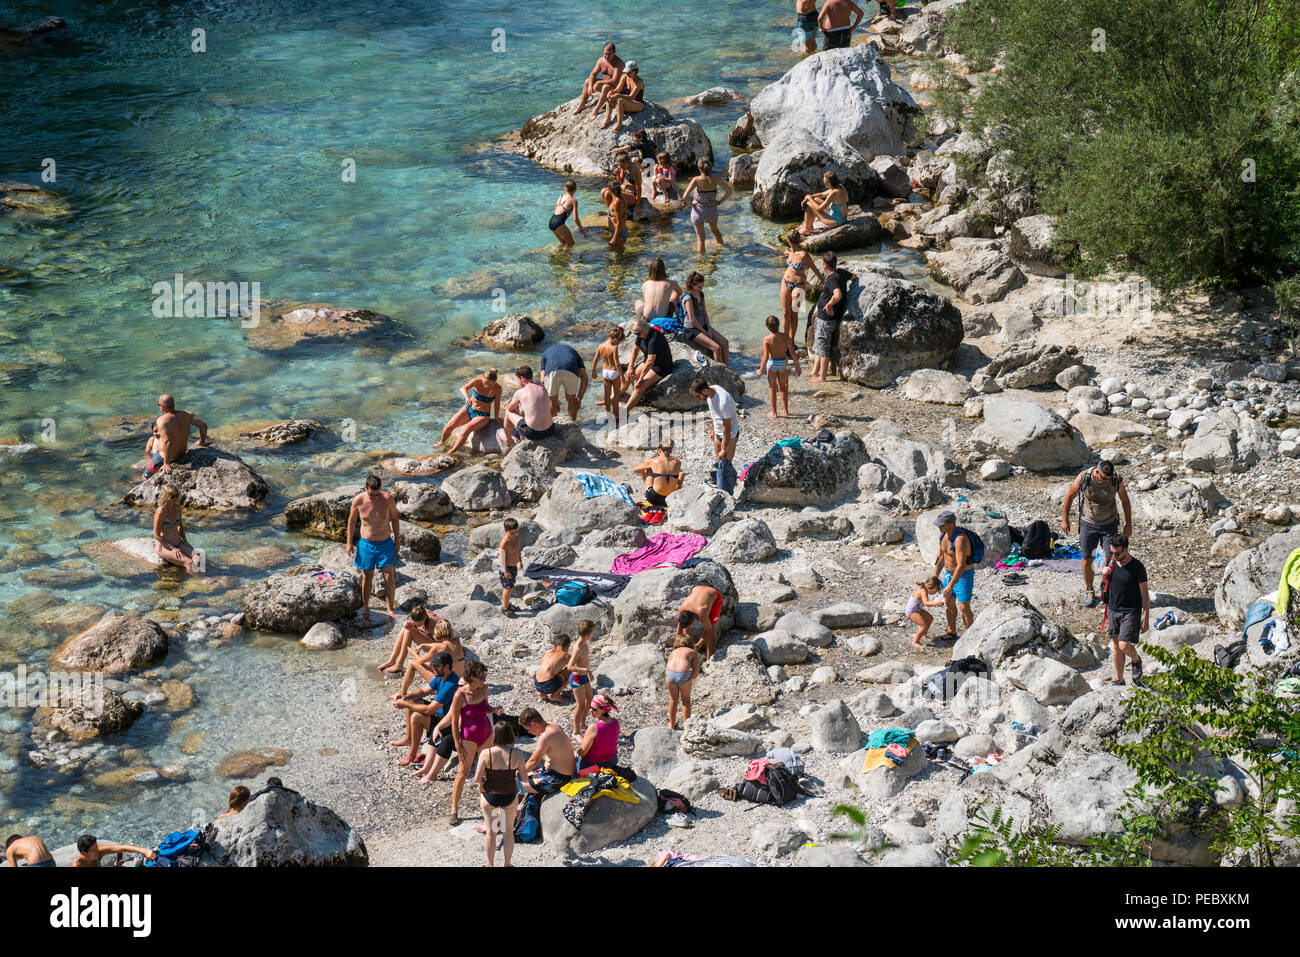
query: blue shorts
569 672 590 688
768 358 787 373
354 537 397 571
942 568 974 604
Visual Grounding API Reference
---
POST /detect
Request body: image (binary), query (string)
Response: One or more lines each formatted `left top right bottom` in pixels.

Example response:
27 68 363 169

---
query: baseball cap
933 510 957 527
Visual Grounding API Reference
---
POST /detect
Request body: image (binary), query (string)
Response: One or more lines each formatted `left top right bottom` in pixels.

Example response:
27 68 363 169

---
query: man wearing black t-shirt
625 318 676 411
1101 533 1148 685
812 252 855 382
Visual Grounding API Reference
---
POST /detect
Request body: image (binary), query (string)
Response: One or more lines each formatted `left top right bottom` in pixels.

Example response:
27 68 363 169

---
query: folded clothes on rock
522 563 631 597
866 727 913 749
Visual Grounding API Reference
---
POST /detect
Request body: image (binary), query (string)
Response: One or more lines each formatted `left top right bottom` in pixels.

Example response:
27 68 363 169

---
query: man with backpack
931 510 977 640
1100 533 1147 685
1061 459 1133 608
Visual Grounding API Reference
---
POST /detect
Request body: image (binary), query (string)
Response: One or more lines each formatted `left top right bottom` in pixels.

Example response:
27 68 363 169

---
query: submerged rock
36 689 144 742
123 445 269 511
245 303 398 353
53 613 168 675
480 313 544 350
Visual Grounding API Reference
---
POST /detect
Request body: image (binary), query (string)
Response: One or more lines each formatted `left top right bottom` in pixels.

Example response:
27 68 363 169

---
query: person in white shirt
691 379 739 487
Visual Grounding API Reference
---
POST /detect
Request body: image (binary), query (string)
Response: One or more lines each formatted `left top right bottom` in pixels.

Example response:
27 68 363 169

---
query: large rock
204 787 368 866
1069 412 1152 447
799 216 889 254
481 313 544 349
1183 412 1271 474
36 690 144 742
865 426 965 485
519 99 712 177
501 441 561 503
643 342 746 411
981 343 1078 390
535 471 640 533
541 774 659 856
441 466 511 512
915 505 1011 568
53 614 168 675
972 397 1090 470
665 485 734 535
1138 479 1225 527
842 741 927 799
1215 530 1300 630
123 446 268 511
900 368 974 405
234 419 323 448
693 641 778 708
897 0 965 54
681 720 762 757
597 644 666 690
752 128 878 220
950 595 1095 669
241 564 364 634
833 262 965 388
1006 656 1090 705
245 303 397 353
811 699 862 752
611 560 736 646
926 238 1026 304
1008 214 1058 264
743 430 867 507
0 179 69 219
702 518 777 564
390 481 454 522
284 486 360 538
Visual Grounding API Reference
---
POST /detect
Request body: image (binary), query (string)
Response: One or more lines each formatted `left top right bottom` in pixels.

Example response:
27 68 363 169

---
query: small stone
980 459 1011 481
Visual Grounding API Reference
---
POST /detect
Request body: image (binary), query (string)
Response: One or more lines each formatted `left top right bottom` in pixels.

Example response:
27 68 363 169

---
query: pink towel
610 532 707 575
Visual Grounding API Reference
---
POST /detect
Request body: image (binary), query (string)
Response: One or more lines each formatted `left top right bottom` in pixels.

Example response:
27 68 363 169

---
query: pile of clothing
860 727 915 773
559 770 639 831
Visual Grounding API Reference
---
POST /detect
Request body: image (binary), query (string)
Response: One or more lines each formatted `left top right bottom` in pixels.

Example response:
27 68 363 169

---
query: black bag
764 764 802 806
926 656 989 700
656 788 694 815
1021 520 1052 559
1214 640 1247 669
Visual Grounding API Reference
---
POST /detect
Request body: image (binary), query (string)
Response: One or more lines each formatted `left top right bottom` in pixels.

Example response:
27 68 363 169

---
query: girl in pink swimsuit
449 660 496 825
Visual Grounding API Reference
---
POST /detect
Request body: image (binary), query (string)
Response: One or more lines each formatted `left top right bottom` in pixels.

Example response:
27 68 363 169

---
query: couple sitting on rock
573 41 644 132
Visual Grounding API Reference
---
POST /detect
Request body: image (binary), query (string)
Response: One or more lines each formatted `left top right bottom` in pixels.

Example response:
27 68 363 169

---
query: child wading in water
591 326 626 425
498 518 521 618
908 576 946 646
651 152 677 201
758 314 800 418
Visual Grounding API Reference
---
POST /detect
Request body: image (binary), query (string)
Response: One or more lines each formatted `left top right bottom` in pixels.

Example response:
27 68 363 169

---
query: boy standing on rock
498 518 521 618
1061 459 1133 608
347 474 400 623
931 510 975 640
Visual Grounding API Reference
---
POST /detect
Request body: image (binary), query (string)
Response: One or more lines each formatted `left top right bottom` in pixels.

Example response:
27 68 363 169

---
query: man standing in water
146 393 210 474
573 42 624 114
795 0 819 53
347 474 401 623
818 0 864 49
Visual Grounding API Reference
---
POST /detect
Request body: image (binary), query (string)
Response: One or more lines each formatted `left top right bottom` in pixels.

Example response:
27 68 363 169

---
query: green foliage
947 800 1158 867
1108 644 1300 866
942 0 1300 296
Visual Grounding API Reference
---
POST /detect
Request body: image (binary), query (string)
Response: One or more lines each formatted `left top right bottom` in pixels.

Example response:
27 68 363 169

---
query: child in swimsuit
664 634 700 730
651 152 677 201
908 575 946 647
568 620 596 734
759 314 801 419
591 326 626 424
498 518 521 618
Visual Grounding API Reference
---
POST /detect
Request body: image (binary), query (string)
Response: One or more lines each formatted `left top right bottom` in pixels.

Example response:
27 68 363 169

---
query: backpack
1078 468 1122 527
764 764 802 806
1214 639 1247 669
656 788 695 815
555 581 592 606
1021 520 1052 559
953 526 985 565
925 656 989 701
513 792 542 843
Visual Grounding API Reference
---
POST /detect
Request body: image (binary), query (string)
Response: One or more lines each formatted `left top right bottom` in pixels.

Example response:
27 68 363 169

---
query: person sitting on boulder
573 41 624 114
346 474 401 624
575 694 620 771
650 151 677 201
520 707 577 795
680 271 729 364
677 584 724 660
147 393 210 475
504 365 556 449
153 484 199 572
534 634 572 702
5 834 54 867
931 510 976 641
71 834 156 867
378 604 435 674
614 129 657 178
633 257 683 323
664 633 701 730
623 318 675 411
440 369 502 456
799 170 849 234
218 786 250 819
632 439 683 509
592 60 645 133
391 618 466 699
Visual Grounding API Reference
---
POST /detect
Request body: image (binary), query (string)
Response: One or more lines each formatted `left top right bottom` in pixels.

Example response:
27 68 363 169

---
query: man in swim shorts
678 583 724 660
931 509 975 640
534 634 572 701
520 707 577 795
347 473 401 623
795 0 818 54
574 41 624 114
504 365 556 450
540 342 589 422
5 833 55 867
145 393 210 475
818 0 864 49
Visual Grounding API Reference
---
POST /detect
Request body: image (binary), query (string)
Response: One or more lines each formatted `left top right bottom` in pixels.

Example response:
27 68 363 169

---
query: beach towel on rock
867 727 913 749
572 470 636 506
523 563 632 598
610 532 707 574
861 736 919 773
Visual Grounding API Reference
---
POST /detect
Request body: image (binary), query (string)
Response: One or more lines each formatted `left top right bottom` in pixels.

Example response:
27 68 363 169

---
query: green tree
940 0 1300 302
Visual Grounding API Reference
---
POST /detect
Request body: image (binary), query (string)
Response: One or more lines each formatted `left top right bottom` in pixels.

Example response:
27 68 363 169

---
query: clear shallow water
0 0 932 841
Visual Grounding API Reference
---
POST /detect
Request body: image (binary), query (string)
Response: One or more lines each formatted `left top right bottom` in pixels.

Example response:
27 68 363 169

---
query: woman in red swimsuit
449 660 496 825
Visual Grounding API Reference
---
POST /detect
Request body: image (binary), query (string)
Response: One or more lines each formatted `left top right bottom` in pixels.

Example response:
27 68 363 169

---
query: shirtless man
71 833 157 867
568 620 596 733
573 42 624 114
632 440 683 508
818 0 864 49
5 834 54 867
519 707 578 795
146 393 210 475
795 0 818 53
346 474 401 623
931 510 975 640
504 365 555 451
534 634 572 702
678 584 724 660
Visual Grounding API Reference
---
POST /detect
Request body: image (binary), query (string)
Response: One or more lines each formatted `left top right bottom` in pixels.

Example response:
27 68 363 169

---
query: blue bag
556 581 592 606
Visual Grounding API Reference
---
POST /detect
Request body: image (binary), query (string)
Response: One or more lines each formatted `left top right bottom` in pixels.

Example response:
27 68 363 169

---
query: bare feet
768 411 778 420
389 737 410 747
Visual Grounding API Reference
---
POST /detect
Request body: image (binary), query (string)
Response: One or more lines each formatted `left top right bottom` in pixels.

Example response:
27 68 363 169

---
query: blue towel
572 470 635 506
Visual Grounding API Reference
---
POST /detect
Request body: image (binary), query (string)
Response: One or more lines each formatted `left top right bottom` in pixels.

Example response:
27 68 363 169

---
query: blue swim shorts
942 568 975 604
354 536 397 571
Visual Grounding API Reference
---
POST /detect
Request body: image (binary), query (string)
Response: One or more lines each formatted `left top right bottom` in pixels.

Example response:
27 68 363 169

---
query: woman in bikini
779 229 824 341
799 170 849 235
591 326 626 425
378 604 436 674
153 484 198 572
392 617 467 705
682 159 732 254
631 439 683 509
449 660 496 825
595 61 644 132
474 721 532 866
679 270 729 364
440 370 502 455
633 257 682 323
601 180 629 250
548 180 586 249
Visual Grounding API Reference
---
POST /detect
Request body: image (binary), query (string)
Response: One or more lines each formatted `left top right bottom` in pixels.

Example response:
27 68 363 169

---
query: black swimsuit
548 199 573 232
